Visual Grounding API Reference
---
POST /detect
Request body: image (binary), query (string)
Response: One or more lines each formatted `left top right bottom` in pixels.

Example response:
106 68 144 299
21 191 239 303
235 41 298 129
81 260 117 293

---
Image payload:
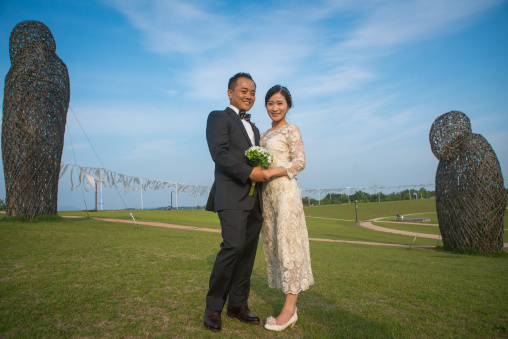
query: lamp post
355 200 358 222
140 178 143 210
99 169 103 210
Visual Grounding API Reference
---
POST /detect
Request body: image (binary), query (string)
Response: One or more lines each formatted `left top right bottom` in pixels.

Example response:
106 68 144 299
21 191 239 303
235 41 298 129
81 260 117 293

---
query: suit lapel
226 107 253 147
252 124 260 146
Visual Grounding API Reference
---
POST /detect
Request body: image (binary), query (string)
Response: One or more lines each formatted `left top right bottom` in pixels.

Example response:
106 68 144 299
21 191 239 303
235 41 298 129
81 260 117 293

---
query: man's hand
249 166 269 182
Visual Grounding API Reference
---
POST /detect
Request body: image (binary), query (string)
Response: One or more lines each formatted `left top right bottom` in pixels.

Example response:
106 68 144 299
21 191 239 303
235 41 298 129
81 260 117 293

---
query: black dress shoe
204 309 221 332
227 306 260 324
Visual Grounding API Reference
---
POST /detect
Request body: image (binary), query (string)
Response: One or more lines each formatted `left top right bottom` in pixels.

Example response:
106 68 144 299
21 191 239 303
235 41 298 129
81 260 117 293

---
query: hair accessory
280 86 292 101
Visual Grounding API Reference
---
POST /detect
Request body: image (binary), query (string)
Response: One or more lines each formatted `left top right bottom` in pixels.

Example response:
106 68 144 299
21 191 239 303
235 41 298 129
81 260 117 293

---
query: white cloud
103 0 233 54
69 0 508 195
339 0 502 50
67 101 205 137
103 0 502 104
157 88 179 97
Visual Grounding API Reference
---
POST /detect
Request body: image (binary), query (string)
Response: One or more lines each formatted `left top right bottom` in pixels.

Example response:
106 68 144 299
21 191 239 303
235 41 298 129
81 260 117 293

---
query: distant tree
349 190 370 203
302 197 319 206
321 197 331 205
418 187 428 199
0 199 5 211
304 187 438 205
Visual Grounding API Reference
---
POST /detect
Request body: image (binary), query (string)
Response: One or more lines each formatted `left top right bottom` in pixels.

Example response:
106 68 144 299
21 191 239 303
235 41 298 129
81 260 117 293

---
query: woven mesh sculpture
430 111 505 252
2 21 70 220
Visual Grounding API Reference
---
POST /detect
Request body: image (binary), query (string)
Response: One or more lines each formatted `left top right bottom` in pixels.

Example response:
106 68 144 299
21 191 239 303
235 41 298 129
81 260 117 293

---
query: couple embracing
204 72 314 332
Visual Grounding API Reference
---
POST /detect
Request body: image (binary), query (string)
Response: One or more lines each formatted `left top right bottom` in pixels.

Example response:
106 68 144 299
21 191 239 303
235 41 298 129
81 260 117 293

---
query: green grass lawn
307 218 439 247
374 221 442 235
60 203 440 247
380 212 439 223
1 201 507 338
303 199 438 221
59 199 507 249
374 221 508 241
59 209 222 229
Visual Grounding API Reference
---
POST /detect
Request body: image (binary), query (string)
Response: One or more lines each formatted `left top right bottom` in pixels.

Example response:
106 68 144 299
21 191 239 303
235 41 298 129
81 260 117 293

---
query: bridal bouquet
245 146 273 196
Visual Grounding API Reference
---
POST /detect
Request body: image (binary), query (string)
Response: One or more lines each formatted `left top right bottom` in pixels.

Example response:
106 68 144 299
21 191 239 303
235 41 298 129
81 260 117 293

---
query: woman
260 85 314 331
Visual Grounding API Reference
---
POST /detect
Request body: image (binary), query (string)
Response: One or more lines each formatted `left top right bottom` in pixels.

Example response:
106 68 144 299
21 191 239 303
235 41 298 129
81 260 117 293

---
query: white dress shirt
229 105 255 145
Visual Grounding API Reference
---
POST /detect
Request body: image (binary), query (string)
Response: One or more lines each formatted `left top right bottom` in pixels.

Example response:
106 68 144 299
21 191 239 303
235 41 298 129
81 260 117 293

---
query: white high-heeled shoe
264 307 298 331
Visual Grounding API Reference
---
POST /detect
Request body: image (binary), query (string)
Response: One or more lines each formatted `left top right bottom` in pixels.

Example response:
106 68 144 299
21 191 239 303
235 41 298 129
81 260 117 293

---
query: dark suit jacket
205 107 260 212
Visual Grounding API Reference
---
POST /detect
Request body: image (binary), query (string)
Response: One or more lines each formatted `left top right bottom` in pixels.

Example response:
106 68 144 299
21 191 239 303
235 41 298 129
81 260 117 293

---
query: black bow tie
239 111 251 122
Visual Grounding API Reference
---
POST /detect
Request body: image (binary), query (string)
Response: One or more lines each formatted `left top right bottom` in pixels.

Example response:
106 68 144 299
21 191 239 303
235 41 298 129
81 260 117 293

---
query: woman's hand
250 166 269 182
262 167 287 180
262 169 273 180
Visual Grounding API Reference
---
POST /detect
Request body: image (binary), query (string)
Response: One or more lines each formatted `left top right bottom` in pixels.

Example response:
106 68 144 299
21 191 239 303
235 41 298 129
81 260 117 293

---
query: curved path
64 215 507 249
299 214 507 248
359 217 440 239
359 216 508 248
64 216 435 249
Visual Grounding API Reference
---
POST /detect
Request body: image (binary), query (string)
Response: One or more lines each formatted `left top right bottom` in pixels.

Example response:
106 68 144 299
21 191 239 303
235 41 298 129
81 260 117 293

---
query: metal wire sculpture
2 21 70 220
430 111 505 252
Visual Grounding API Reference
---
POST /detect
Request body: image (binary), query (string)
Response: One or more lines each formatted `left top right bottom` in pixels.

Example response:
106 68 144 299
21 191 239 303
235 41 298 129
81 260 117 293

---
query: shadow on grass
0 214 65 223
249 269 395 338
433 246 508 257
203 252 394 337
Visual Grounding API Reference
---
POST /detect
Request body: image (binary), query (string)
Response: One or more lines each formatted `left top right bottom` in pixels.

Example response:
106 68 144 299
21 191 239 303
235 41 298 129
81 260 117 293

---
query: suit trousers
206 198 263 311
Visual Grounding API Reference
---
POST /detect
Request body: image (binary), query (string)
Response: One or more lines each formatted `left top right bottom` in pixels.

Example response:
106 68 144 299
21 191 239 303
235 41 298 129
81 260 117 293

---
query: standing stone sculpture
429 111 505 252
2 21 70 220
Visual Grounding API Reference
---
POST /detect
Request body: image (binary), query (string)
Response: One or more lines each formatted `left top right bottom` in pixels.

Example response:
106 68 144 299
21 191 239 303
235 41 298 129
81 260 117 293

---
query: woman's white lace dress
260 124 314 294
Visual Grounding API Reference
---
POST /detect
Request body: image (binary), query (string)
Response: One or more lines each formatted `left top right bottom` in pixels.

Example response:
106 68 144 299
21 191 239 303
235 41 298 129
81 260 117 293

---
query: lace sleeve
282 125 306 179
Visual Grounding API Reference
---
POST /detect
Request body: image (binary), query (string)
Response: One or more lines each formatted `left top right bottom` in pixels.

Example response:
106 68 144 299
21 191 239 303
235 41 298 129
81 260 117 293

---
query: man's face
228 77 256 112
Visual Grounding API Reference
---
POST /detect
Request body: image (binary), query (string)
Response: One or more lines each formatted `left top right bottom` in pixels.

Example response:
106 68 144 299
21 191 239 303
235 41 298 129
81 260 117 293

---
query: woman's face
266 92 288 123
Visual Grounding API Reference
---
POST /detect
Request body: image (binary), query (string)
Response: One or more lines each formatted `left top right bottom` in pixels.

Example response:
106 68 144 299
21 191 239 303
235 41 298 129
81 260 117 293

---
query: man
203 72 268 332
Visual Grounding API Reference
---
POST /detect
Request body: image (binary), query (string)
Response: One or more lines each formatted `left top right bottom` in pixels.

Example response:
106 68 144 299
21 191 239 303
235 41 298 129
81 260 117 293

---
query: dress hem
267 281 315 295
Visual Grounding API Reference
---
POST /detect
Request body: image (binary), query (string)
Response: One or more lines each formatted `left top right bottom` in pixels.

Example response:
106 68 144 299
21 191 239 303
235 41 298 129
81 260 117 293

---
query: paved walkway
306 216 355 222
359 217 440 239
63 214 508 249
305 213 441 239
64 216 435 249
359 216 507 248
375 220 439 227
303 213 507 248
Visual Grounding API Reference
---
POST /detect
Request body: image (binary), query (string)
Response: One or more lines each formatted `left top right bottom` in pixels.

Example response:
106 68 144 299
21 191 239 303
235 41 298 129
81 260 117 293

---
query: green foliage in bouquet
245 146 273 195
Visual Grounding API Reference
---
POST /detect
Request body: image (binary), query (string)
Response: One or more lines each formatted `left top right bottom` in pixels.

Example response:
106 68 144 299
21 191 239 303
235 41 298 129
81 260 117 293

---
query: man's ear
227 89 233 99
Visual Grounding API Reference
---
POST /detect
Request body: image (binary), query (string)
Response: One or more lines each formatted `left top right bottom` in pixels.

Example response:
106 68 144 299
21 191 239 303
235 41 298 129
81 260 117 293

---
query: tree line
302 187 436 206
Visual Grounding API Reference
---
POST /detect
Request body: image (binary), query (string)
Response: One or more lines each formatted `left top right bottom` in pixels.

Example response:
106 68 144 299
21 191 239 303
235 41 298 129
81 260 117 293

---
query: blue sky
1 0 507 210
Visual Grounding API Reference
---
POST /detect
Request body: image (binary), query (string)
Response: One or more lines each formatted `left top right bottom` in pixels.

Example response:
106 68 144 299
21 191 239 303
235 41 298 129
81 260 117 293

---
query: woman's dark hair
265 85 293 108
